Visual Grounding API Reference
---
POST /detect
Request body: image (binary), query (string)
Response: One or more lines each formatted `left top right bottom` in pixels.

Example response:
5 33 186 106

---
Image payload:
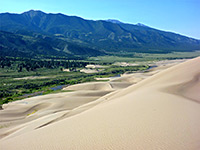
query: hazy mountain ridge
0 10 200 57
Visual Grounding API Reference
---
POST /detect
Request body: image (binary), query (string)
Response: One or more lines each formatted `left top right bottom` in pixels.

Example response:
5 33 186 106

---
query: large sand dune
0 57 200 150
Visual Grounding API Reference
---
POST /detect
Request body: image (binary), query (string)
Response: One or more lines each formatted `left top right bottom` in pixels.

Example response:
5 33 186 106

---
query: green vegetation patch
27 109 37 116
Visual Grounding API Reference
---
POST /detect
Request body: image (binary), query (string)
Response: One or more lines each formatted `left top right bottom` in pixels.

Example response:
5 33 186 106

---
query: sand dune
0 58 200 150
64 81 132 91
63 82 114 91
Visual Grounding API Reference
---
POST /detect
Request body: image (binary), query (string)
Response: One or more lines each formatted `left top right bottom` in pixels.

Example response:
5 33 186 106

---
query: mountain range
0 10 200 58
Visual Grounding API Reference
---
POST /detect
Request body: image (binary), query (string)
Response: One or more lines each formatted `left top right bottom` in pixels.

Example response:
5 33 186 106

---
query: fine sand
0 58 200 150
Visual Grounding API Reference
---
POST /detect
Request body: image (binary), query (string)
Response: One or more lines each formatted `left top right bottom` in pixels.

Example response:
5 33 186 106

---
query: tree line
0 57 90 72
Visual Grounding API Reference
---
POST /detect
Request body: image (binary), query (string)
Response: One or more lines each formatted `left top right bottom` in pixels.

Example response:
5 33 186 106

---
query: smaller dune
63 82 114 91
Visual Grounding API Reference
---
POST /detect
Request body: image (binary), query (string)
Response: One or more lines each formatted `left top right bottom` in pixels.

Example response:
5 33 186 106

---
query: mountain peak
22 10 46 17
105 19 123 24
136 23 149 27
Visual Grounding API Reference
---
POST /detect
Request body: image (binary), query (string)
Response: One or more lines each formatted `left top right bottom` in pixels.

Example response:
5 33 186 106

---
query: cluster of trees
17 60 89 72
0 57 12 68
0 57 90 72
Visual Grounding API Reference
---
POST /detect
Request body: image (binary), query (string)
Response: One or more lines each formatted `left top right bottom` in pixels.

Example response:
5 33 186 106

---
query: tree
18 65 23 72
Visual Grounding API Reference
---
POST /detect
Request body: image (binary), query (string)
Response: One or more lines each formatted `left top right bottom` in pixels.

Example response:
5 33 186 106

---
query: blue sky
1 0 200 39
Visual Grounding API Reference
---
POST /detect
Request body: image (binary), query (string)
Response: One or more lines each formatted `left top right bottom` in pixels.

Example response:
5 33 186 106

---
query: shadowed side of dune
166 72 200 103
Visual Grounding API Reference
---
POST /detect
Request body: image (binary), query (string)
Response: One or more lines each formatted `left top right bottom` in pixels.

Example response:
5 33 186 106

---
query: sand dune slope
1 57 200 150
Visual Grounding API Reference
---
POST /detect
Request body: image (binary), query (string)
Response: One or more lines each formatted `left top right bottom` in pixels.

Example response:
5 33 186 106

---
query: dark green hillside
0 31 105 58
